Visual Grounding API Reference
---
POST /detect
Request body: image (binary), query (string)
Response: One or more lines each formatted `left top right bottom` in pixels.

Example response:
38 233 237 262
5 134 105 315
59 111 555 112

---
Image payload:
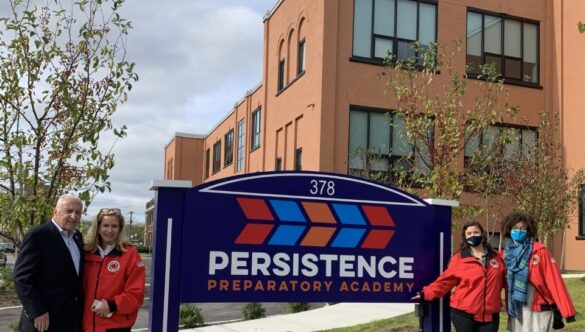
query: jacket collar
461 246 496 261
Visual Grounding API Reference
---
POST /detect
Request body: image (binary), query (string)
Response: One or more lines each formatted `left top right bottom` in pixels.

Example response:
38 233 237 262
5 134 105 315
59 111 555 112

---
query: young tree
498 112 584 265
378 41 517 225
0 0 137 246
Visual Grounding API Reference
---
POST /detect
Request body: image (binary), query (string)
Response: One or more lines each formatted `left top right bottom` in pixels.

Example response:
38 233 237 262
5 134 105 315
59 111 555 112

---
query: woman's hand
411 293 421 301
91 299 111 317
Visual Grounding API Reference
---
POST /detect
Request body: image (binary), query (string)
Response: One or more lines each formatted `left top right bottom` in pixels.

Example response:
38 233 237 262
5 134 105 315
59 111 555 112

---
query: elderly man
14 194 84 332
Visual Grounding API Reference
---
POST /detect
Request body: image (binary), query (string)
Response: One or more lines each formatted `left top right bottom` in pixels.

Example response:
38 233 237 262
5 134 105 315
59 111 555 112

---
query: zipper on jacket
482 267 487 322
92 256 106 332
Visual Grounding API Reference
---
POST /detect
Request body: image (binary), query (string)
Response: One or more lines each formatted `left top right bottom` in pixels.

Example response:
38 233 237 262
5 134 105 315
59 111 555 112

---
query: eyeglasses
98 208 122 217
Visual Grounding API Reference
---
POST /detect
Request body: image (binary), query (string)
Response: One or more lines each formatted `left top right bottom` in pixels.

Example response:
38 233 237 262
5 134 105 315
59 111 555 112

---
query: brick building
157 0 585 270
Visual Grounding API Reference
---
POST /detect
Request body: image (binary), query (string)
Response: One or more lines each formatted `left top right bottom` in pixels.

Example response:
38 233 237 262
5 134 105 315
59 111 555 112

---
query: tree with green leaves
378 40 517 227
496 112 584 266
0 0 137 247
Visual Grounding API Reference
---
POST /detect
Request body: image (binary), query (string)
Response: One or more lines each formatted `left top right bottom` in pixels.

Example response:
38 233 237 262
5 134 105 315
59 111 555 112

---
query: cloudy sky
86 0 275 221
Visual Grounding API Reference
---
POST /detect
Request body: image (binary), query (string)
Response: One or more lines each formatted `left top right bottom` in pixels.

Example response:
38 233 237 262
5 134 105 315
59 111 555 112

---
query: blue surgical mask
511 229 528 243
466 235 482 247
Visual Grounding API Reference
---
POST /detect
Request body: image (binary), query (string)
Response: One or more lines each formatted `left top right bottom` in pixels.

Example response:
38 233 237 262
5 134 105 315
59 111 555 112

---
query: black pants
451 308 500 332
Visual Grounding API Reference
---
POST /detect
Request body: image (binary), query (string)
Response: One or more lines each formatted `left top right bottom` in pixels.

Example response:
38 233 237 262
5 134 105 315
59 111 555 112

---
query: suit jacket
13 221 84 332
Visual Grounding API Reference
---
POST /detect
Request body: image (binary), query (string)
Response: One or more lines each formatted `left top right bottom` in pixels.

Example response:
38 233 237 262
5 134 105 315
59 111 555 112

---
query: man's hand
34 312 49 332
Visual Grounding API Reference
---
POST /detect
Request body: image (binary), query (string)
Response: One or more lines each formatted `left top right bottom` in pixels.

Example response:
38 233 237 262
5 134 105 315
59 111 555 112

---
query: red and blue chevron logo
234 197 396 249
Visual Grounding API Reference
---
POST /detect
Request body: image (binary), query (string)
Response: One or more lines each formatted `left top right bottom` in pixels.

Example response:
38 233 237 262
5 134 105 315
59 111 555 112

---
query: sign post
149 172 457 332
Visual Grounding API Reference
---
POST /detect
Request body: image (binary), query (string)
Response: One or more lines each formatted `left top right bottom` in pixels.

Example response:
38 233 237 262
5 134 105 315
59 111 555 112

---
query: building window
579 185 585 239
298 39 306 75
224 130 234 167
348 107 429 182
278 59 286 91
236 119 245 172
353 0 437 61
251 108 261 150
275 157 283 171
295 148 302 171
204 149 210 179
467 11 539 84
212 141 221 174
464 124 537 167
166 159 173 179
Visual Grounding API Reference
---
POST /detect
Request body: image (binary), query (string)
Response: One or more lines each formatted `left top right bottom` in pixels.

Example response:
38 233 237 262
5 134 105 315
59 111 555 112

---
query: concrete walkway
185 303 414 332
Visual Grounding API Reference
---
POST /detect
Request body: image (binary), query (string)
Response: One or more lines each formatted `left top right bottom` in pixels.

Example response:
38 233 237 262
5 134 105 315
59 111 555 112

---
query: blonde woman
83 208 145 332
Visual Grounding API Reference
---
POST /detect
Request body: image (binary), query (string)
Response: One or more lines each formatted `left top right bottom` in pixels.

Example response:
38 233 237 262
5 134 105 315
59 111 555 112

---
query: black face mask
466 235 482 247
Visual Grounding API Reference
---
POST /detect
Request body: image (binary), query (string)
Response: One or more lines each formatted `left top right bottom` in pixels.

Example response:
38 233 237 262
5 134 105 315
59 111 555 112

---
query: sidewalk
185 303 414 332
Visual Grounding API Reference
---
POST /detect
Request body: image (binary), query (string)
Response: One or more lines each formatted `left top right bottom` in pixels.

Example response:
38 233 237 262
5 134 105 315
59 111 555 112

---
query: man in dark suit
14 194 84 332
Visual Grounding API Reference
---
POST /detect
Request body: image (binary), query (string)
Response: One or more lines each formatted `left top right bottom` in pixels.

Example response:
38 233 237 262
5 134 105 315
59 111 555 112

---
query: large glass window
466 11 539 84
278 59 285 91
204 149 210 179
464 124 537 166
579 185 585 239
224 130 234 167
353 0 437 61
348 107 429 181
275 157 283 171
298 39 306 75
251 108 261 150
295 148 302 171
212 141 221 174
236 119 245 172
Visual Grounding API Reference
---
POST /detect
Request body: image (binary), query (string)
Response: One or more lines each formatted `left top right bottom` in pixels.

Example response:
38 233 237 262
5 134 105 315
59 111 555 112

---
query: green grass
323 278 585 332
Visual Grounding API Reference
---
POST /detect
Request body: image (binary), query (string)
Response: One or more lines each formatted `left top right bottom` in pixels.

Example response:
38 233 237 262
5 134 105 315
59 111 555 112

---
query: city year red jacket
83 245 145 332
422 247 506 322
502 241 576 319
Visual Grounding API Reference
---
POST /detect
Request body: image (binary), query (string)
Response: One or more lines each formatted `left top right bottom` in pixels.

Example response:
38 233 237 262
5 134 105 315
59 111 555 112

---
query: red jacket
504 241 576 319
83 245 145 332
422 248 506 322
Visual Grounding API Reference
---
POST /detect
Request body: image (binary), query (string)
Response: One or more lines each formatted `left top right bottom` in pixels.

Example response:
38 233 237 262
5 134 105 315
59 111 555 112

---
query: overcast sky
85 0 275 222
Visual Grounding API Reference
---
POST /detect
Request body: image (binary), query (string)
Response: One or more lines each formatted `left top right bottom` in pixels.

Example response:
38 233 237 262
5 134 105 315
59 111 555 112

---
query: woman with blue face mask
502 212 576 331
412 221 506 332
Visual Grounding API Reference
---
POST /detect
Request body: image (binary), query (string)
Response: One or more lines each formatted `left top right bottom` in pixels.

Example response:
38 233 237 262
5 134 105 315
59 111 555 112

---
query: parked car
0 243 15 253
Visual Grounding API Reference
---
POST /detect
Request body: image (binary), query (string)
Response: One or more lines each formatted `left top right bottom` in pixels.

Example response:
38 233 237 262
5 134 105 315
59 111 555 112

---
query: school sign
149 171 456 332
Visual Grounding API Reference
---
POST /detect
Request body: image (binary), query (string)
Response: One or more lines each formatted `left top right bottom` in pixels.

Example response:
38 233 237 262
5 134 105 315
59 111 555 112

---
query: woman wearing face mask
502 212 576 331
411 221 506 332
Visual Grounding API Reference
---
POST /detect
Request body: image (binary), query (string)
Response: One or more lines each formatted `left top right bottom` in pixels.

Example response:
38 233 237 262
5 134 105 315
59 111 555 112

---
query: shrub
0 267 15 292
134 245 151 254
8 319 18 332
179 304 204 328
242 302 265 320
288 302 310 313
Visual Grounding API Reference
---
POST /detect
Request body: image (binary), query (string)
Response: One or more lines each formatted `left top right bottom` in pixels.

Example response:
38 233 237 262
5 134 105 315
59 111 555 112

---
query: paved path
185 303 415 332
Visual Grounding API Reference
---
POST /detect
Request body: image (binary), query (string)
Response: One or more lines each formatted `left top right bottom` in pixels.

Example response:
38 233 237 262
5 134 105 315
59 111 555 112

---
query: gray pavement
185 303 415 332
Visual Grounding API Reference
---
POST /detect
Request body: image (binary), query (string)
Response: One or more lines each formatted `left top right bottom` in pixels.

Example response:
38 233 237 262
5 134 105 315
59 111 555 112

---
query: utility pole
129 211 134 242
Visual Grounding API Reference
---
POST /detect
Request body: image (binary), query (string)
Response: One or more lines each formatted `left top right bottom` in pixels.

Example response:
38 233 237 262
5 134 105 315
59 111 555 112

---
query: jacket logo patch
107 260 121 272
489 258 499 269
532 254 540 265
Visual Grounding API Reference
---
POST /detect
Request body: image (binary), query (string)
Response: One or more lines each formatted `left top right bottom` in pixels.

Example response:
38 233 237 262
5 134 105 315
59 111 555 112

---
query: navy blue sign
149 172 454 332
